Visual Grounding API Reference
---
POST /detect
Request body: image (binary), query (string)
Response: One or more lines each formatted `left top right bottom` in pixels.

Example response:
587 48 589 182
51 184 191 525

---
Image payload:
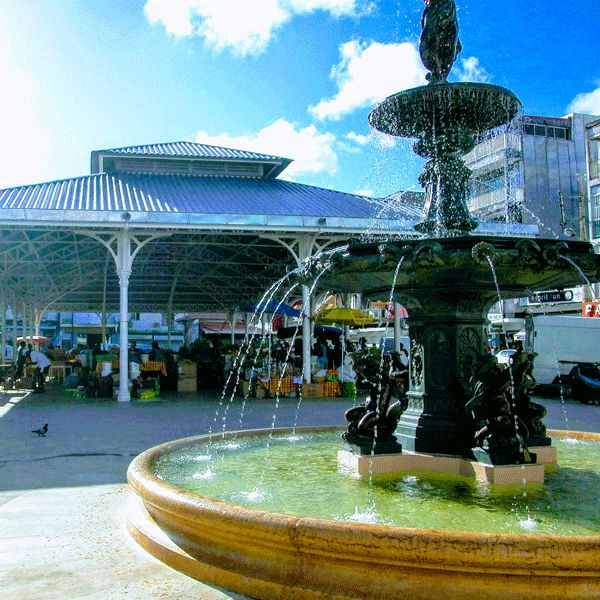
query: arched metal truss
0 226 354 313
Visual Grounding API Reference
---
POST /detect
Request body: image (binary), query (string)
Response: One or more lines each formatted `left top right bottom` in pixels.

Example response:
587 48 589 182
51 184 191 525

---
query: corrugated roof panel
97 141 287 163
0 172 421 222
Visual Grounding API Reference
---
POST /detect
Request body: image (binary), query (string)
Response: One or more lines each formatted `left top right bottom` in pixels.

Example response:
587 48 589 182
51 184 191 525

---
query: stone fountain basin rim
368 81 522 137
128 425 600 573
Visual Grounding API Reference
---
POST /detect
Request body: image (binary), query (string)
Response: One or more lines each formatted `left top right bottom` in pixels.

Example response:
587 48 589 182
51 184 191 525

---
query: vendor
29 349 52 394
149 341 166 362
128 341 142 364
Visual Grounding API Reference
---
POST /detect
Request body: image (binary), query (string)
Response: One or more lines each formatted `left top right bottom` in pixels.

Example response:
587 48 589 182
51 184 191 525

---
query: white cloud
309 40 427 121
336 131 370 154
194 118 339 179
354 187 374 197
454 56 491 83
144 0 370 56
345 131 369 145
0 41 50 189
567 85 600 116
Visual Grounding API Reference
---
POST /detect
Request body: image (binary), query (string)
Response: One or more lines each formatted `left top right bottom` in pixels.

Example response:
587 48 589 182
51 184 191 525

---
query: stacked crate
301 382 324 398
178 359 197 392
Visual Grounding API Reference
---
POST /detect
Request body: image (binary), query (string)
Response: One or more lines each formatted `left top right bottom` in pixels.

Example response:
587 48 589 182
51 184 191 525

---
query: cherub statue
466 355 532 465
343 350 407 455
419 0 462 84
510 349 550 446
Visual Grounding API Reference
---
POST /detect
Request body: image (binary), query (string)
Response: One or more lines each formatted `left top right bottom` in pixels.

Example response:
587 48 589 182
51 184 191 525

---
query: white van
525 315 600 385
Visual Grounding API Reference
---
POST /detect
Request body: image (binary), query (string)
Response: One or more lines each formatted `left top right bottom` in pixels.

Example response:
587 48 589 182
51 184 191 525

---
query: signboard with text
528 290 573 304
582 302 600 317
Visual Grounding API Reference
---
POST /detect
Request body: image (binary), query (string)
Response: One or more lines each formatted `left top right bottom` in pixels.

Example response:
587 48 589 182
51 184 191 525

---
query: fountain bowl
127 427 600 600
368 82 522 141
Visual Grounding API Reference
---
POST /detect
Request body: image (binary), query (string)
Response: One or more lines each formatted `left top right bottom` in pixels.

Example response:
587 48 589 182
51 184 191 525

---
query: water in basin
154 431 600 536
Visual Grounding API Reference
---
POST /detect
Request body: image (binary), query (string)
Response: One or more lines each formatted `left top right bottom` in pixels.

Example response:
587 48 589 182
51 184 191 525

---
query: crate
323 381 340 398
267 376 294 394
301 382 324 398
341 382 357 397
13 376 33 390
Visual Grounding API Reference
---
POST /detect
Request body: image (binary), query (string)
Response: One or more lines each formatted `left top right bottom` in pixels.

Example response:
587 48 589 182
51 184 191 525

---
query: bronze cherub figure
419 0 462 84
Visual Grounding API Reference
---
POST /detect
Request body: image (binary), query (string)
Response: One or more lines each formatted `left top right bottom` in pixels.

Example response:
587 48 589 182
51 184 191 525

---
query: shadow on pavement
0 385 348 492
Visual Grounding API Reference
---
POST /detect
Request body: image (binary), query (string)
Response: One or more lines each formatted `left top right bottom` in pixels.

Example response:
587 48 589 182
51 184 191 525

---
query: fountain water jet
127 2 600 597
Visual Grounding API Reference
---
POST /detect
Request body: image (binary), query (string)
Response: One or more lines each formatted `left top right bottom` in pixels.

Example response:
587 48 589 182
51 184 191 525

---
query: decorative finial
419 0 462 84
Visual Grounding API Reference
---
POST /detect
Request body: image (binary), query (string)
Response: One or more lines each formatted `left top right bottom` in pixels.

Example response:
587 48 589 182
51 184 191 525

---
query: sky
0 0 598 197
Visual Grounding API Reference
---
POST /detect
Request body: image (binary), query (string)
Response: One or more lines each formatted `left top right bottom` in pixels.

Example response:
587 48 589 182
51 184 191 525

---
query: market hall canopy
0 141 423 314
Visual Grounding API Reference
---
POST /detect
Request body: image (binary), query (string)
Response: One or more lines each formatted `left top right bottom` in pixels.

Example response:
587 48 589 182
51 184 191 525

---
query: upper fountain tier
364 0 524 235
368 82 522 157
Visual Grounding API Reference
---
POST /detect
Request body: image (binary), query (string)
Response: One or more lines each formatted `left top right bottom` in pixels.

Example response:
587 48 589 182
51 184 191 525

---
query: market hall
0 141 421 401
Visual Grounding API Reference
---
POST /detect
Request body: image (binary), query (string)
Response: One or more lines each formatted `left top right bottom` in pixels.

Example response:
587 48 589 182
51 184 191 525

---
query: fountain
127 2 600 598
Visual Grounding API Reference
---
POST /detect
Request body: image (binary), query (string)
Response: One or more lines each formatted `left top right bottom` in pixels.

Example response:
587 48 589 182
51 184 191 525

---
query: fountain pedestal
396 298 488 456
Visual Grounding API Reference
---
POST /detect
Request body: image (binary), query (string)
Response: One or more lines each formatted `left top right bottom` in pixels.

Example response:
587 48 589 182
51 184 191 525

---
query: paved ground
0 385 598 599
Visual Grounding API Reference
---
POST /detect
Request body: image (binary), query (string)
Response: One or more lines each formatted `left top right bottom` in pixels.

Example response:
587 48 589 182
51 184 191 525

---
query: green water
154 432 600 536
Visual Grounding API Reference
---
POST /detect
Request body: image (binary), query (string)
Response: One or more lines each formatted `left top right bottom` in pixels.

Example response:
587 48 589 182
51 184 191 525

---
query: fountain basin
368 82 521 141
324 236 600 301
127 427 600 600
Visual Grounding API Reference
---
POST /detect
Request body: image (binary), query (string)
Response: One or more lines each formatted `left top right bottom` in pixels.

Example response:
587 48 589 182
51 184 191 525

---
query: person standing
14 341 27 380
128 341 142 364
149 341 166 362
28 349 52 393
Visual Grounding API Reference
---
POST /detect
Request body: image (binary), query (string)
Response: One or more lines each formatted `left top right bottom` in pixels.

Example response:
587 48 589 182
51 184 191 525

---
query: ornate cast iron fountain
318 0 600 463
127 3 600 597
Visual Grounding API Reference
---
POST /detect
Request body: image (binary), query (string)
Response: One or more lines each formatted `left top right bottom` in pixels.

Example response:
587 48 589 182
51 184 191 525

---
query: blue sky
1 0 598 196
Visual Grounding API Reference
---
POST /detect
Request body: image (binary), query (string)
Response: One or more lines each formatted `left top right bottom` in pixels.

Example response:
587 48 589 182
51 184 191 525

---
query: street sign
582 302 600 317
528 290 573 304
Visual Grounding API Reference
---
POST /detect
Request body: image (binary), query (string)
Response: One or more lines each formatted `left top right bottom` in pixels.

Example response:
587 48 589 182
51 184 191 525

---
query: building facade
587 118 600 243
465 112 600 334
465 112 598 240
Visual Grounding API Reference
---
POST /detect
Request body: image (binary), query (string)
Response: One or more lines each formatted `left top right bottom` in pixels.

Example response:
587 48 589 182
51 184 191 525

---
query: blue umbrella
239 300 301 317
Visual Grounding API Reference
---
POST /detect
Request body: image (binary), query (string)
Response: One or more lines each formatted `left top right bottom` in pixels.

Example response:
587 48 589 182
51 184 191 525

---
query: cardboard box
178 378 197 392
242 381 251 397
179 360 197 378
301 383 324 398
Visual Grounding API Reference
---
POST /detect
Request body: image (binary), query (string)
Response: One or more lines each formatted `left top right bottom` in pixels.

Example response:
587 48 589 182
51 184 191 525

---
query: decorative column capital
116 268 131 286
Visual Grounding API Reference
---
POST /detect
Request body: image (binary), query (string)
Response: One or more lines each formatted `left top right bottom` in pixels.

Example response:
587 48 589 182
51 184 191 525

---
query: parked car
495 348 517 365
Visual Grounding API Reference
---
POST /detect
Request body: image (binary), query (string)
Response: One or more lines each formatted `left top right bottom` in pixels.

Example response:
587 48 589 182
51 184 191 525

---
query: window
592 188 600 239
554 127 567 139
523 122 570 140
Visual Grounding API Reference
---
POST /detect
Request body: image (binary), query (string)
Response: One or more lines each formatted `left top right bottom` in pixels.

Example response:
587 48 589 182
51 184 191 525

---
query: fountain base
127 428 600 600
529 445 557 465
338 449 546 485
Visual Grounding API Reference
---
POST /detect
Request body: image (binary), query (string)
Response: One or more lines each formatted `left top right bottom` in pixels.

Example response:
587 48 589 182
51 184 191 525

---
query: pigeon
32 423 48 437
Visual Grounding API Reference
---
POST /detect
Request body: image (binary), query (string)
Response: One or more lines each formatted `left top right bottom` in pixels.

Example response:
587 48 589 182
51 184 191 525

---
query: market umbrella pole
263 313 271 379
340 327 345 383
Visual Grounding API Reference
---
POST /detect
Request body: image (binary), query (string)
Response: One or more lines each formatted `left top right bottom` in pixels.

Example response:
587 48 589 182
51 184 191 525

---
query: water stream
560 254 599 302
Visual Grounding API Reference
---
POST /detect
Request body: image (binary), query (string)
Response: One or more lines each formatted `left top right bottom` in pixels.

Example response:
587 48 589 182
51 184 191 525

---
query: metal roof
0 142 425 315
90 141 293 179
0 172 408 219
96 141 289 162
0 172 424 239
